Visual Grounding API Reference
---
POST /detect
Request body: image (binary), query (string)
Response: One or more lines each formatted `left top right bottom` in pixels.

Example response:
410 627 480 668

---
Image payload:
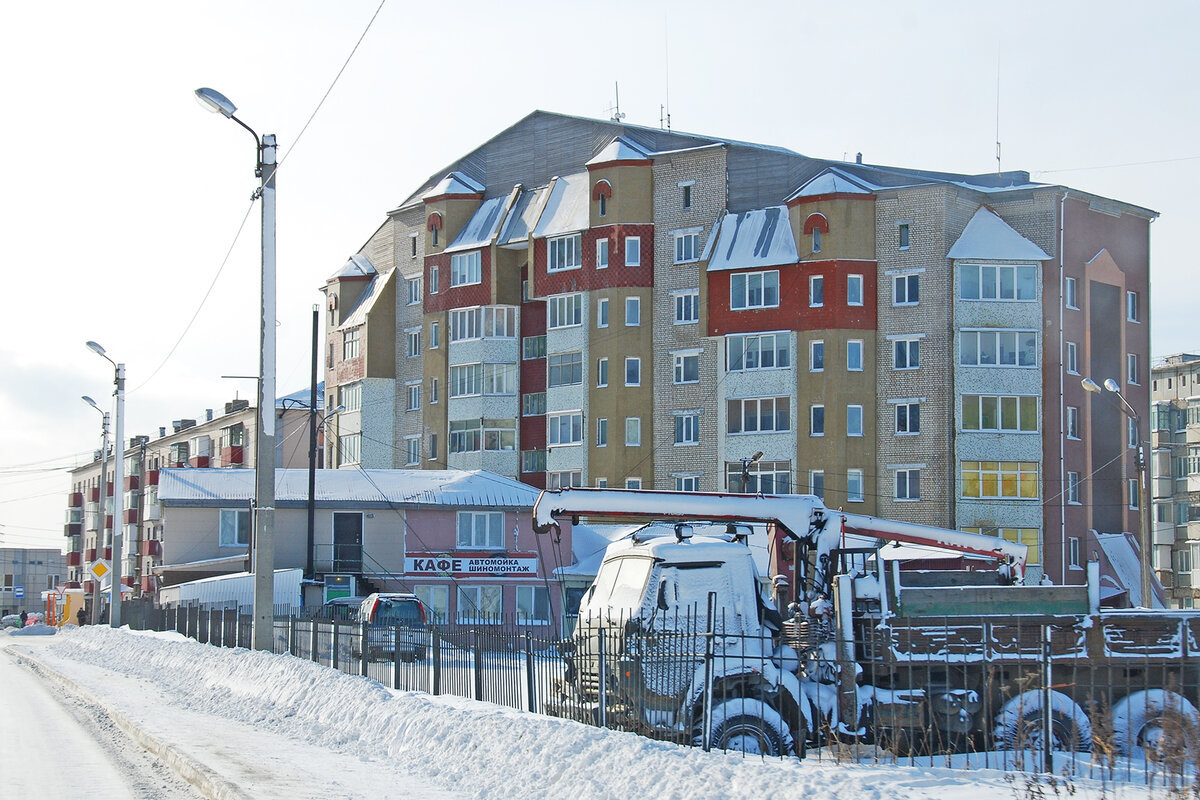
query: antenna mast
661 17 672 130
610 82 625 123
995 48 1002 175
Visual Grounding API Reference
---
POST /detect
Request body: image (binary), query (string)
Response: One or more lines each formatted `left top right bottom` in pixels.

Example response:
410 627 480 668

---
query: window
449 420 481 453
597 357 608 387
523 335 546 360
1128 353 1140 385
521 449 546 473
1064 277 1078 309
343 328 360 359
965 527 1042 566
960 461 1040 499
847 405 863 437
429 321 439 349
448 306 517 341
847 274 863 306
1066 341 1078 374
482 419 516 452
1069 537 1081 568
893 338 920 370
415 585 450 625
625 296 640 326
406 329 420 357
898 222 910 249
548 234 582 272
407 277 422 304
450 364 482 397
449 419 515 453
625 417 642 446
597 298 609 328
1067 472 1081 504
895 402 920 435
847 340 863 372
847 469 865 503
675 232 700 264
431 227 439 248
727 397 790 434
429 433 438 460
681 183 693 209
1128 417 1139 449
548 470 582 489
674 414 699 445
1129 479 1140 509
548 352 583 387
405 437 420 466
429 266 439 294
961 395 1038 432
522 392 546 416
809 275 824 307
727 460 792 494
548 412 583 446
410 234 419 259
596 418 608 447
676 475 699 491
812 227 821 254
958 264 1038 301
1127 291 1140 322
430 374 440 404
625 357 641 386
727 333 789 372
219 509 250 546
450 251 482 287
407 383 421 411
959 329 1038 367
1066 406 1080 439
730 270 780 310
625 478 643 489
482 363 517 395
810 340 824 372
809 470 825 499
340 383 362 412
598 193 607 217
675 291 700 324
516 586 550 624
810 405 825 436
894 273 919 305
674 352 699 384
457 585 502 623
596 237 609 269
548 293 583 329
338 433 361 465
625 236 641 266
895 468 920 501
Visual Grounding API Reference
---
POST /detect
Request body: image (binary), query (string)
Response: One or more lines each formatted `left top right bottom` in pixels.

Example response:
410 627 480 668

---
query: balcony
64 522 82 537
85 548 97 562
140 575 156 593
188 455 210 468
220 445 245 466
83 580 95 593
103 546 112 560
65 581 81 590
68 491 83 508
145 469 159 486
123 508 139 525
66 552 82 567
87 486 100 503
124 475 139 491
145 503 161 521
141 540 161 557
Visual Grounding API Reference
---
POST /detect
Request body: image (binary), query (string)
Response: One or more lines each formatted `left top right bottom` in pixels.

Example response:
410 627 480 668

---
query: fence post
432 628 441 696
473 628 484 702
360 622 370 677
1041 623 1053 773
310 618 319 663
332 619 340 672
525 630 536 713
598 626 608 730
702 592 717 752
288 615 296 657
393 629 402 690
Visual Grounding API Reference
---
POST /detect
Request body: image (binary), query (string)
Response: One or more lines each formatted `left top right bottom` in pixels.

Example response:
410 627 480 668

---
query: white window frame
847 404 864 437
958 263 1038 302
674 413 700 445
895 468 920 501
548 233 582 272
1066 406 1080 439
596 357 608 388
895 401 920 435
847 469 865 503
516 585 551 624
625 296 640 327
893 337 920 370
727 332 789 372
847 274 863 306
673 352 700 384
407 277 422 305
547 293 583 329
730 270 780 310
1066 341 1078 374
596 297 609 328
624 236 641 267
809 275 824 308
219 509 251 547
847 339 864 372
596 238 609 269
1064 277 1079 310
727 397 790 435
959 329 1038 368
406 329 421 358
1128 353 1140 385
625 478 643 489
809 340 824 372
625 357 641 387
450 251 482 287
596 418 608 447
456 585 502 624
547 352 583 388
1127 290 1140 322
429 320 439 349
897 221 911 250
548 411 584 447
674 290 700 325
894 273 919 306
404 436 420 466
674 231 700 264
406 382 421 411
810 404 825 437
1067 471 1081 504
625 417 642 447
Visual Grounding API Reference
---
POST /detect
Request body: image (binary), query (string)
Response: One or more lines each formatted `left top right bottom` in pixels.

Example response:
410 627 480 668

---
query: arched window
592 180 613 217
803 213 829 255
428 213 443 247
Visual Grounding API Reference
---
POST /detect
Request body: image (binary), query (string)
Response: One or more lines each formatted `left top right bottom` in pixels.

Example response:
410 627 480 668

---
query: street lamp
86 342 125 627
196 86 278 651
1082 376 1153 607
740 451 764 492
81 395 110 622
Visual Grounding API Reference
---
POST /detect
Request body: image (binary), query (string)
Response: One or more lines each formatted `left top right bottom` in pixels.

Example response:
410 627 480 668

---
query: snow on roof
705 206 798 272
585 136 652 166
328 253 376 281
532 173 590 238
445 196 508 253
497 186 548 246
421 171 484 200
336 269 395 331
1095 531 1166 608
787 168 872 201
946 206 1052 261
158 468 540 509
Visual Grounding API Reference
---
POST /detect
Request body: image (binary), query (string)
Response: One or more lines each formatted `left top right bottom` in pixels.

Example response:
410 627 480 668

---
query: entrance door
332 512 363 573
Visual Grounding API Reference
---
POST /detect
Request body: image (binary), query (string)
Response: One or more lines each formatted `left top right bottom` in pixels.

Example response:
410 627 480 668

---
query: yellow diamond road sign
89 561 110 580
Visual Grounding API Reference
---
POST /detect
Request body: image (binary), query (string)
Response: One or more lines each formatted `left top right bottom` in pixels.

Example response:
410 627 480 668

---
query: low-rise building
0 547 67 616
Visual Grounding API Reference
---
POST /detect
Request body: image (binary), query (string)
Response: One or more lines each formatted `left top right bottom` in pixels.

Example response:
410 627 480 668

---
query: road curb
5 646 250 800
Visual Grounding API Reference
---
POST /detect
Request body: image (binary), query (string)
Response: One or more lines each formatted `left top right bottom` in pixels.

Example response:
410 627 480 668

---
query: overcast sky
2 0 1197 551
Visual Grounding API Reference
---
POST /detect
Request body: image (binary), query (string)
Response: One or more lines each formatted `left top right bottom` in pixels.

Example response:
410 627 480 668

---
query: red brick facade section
706 259 877 336
423 248 493 314
802 213 829 234
519 299 546 484
535 224 654 296
592 180 612 200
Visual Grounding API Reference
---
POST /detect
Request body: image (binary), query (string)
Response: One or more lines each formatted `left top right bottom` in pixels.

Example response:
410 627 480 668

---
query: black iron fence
115 601 1200 791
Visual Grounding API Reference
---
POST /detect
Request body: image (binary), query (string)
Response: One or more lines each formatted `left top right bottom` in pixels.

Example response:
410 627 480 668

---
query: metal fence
116 601 1200 791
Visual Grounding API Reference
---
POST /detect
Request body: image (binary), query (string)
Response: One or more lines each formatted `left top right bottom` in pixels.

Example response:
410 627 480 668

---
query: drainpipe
1058 190 1068 585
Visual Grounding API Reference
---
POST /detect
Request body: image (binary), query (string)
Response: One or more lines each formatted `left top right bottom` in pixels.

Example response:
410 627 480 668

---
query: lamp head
331 404 346 415
194 87 237 118
1103 378 1121 393
750 450 764 463
1080 378 1101 394
82 395 99 410
86 341 106 357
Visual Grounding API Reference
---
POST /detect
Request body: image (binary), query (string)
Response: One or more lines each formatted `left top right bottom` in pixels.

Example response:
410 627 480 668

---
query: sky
1 625 1175 797
2 0 1198 552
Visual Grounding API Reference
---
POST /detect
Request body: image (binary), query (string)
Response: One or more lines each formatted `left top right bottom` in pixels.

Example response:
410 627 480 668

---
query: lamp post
1082 376 1153 607
86 341 125 627
81 395 110 623
740 451 764 492
196 87 278 650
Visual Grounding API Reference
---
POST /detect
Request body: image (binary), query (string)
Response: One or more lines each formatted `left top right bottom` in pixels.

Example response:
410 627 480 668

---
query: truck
533 488 1200 761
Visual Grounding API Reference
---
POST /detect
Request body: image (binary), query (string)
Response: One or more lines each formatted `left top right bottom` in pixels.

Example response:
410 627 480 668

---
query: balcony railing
141 540 161 557
66 552 82 567
68 491 83 508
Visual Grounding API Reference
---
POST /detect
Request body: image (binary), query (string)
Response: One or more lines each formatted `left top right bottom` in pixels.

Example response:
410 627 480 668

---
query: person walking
18 610 27 627
76 606 87 626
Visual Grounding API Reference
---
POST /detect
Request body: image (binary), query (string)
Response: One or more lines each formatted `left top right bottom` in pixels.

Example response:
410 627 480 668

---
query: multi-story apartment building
65 395 322 601
323 111 1155 592
0 547 67 616
1152 353 1200 607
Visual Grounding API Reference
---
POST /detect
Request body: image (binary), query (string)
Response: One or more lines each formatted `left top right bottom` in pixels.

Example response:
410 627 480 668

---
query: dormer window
592 180 613 219
803 213 829 256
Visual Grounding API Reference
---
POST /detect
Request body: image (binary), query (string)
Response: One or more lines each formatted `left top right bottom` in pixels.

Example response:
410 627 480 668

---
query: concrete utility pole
81 396 109 622
86 342 125 627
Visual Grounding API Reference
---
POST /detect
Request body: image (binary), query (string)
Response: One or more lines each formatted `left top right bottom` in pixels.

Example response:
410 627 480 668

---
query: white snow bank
5 623 57 637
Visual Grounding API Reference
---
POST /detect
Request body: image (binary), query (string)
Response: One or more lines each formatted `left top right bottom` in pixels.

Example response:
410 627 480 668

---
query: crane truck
533 488 1200 760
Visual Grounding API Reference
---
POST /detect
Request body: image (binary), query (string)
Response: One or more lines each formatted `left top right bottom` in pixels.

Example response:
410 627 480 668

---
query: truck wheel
995 690 1092 753
704 699 792 756
1112 690 1199 760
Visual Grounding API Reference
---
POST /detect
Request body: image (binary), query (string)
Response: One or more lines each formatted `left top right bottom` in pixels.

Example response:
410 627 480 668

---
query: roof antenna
661 16 672 130
609 82 625 123
995 46 1002 175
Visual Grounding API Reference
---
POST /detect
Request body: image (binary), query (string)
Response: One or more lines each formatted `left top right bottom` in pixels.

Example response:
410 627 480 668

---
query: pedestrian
18 610 27 627
76 606 87 626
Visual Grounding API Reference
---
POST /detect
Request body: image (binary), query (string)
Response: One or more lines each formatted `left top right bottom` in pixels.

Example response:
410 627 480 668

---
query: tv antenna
660 17 672 130
609 82 625 123
995 47 1002 174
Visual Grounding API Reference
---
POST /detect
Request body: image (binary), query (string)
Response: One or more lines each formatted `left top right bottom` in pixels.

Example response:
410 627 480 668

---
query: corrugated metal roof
497 186 547 246
946 206 1052 261
445 196 508 254
158 468 541 509
705 206 798 272
532 173 589 238
328 253 376 281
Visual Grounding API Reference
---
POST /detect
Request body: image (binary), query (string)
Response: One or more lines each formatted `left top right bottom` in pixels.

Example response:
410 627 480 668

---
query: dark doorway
333 512 363 573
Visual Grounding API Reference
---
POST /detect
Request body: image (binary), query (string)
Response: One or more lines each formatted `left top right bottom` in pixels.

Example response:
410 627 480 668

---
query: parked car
314 596 366 622
355 593 429 662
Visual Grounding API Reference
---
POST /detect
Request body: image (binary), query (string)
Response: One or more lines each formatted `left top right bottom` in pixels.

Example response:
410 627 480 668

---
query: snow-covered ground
0 625 1182 799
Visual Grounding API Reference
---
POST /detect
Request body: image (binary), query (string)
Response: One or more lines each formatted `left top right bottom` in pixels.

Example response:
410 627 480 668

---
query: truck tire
704 699 792 756
1112 690 1199 760
995 690 1092 753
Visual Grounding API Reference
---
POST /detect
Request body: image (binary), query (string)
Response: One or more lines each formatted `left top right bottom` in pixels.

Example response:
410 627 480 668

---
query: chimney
206 408 213 422
225 399 250 414
855 152 863 164
159 427 167 438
